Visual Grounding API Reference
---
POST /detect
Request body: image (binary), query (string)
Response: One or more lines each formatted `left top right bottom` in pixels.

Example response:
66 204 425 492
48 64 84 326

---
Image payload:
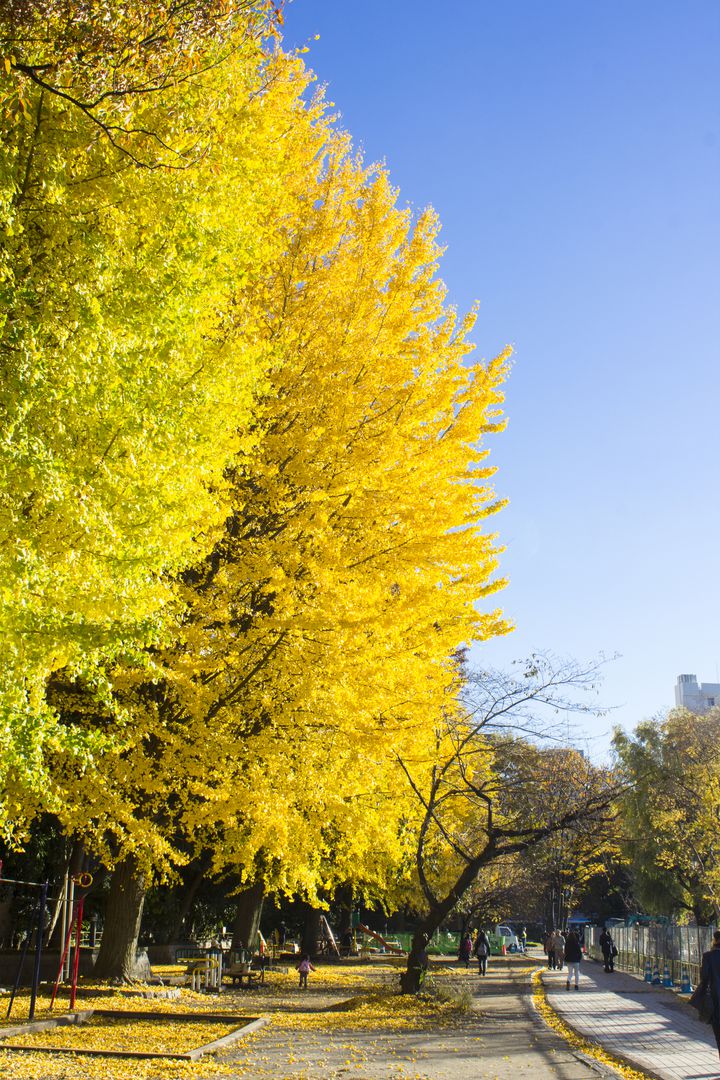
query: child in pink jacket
297 953 316 989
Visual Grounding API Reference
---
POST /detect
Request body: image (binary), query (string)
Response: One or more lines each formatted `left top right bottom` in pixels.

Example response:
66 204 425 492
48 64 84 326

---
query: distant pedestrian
296 953 315 989
474 929 490 975
545 931 556 970
519 926 527 953
552 929 566 970
458 931 473 968
341 928 354 956
599 928 615 973
694 930 720 1058
564 930 582 990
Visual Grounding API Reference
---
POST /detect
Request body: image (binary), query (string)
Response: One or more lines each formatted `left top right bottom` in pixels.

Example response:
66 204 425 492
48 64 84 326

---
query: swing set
0 861 93 1020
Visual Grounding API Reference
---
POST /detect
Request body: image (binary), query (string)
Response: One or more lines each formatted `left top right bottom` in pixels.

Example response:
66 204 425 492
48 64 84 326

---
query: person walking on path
564 929 582 990
599 927 615 972
552 928 566 971
545 930 556 970
474 928 490 975
458 931 473 968
695 928 720 1058
296 953 316 989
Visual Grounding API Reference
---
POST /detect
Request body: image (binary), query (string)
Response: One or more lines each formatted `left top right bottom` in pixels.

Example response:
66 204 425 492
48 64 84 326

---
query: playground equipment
320 914 341 957
1 870 48 1021
357 924 405 955
0 862 93 1020
189 957 221 991
49 873 94 1012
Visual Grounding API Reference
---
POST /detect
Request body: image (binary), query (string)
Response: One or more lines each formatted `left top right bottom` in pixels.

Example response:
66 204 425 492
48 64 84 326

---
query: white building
675 673 720 713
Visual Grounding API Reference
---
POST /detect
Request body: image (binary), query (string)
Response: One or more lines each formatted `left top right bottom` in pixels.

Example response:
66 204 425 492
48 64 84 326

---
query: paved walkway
543 959 720 1080
222 958 616 1079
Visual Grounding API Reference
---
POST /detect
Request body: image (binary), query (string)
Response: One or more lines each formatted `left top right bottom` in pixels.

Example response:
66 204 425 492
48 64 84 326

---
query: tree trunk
400 859 487 992
301 906 322 958
164 854 212 944
231 880 264 952
93 855 147 981
400 927 433 994
335 884 353 937
693 900 714 927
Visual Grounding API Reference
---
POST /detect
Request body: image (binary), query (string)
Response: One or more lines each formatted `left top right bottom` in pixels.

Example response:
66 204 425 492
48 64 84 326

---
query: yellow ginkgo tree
2 2 517 981
45 74 512 978
0 2 299 829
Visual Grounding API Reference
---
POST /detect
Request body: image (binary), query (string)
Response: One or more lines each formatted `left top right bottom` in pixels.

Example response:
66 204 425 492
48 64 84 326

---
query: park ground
0 952 719 1080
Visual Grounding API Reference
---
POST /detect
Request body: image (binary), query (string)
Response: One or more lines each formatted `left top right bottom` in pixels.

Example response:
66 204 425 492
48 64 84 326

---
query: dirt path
219 957 619 1079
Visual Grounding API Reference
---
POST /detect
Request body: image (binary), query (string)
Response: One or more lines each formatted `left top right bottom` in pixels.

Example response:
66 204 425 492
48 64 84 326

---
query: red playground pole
69 897 85 1010
50 903 77 1009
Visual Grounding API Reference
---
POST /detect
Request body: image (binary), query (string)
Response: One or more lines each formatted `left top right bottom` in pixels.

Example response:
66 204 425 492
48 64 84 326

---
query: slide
320 914 341 956
357 924 406 955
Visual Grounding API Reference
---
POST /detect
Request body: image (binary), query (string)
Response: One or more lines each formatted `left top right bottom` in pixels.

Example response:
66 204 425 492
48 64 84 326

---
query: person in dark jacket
599 928 615 972
697 930 720 1057
458 931 473 968
548 928 561 972
474 929 490 975
564 930 582 990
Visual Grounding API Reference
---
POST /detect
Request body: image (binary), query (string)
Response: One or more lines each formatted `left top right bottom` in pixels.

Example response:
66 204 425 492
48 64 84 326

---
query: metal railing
586 923 715 986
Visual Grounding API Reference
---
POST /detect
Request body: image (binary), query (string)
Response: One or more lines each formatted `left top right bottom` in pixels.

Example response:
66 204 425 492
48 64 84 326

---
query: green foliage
614 708 720 923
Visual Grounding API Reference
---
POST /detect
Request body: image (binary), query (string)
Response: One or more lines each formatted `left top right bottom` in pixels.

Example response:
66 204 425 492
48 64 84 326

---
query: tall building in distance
675 674 720 713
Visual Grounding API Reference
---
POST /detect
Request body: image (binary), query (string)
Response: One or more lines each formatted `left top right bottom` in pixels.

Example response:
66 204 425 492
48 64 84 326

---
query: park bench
224 960 264 987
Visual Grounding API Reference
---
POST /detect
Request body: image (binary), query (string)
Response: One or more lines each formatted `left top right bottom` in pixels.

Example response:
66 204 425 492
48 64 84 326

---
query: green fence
372 931 461 955
364 930 509 956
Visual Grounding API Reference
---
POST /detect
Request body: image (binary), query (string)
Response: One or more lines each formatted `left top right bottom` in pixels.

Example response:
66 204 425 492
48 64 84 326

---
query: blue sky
283 1 720 758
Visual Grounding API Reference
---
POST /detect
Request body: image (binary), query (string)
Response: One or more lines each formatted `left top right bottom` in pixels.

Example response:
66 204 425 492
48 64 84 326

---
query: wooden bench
225 962 264 987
